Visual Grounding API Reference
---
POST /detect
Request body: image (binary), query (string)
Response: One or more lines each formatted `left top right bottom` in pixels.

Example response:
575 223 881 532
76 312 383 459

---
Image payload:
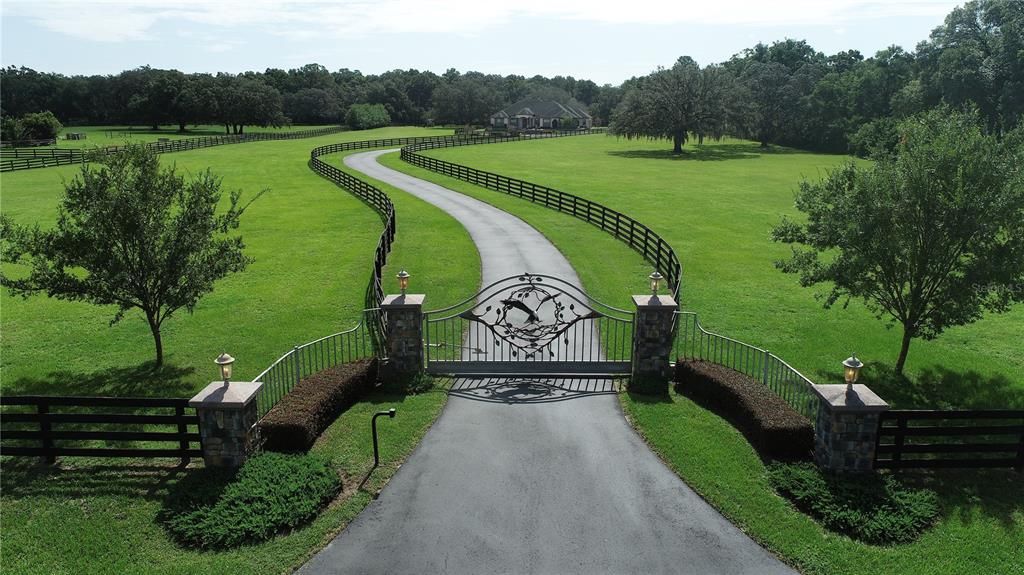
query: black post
371 409 397 467
39 401 55 465
176 404 190 465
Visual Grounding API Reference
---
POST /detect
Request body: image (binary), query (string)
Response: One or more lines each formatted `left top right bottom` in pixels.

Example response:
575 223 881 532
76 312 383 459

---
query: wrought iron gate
423 273 633 375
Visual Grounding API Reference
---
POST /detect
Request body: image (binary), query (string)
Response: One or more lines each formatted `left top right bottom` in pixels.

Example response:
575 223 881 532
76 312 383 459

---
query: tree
0 145 263 366
772 108 1024 375
430 77 502 126
16 110 63 140
345 103 390 130
610 57 735 153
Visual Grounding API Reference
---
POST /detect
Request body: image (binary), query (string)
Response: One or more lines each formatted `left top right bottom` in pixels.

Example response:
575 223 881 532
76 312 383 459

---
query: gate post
630 294 678 393
810 384 888 472
381 293 425 379
190 381 262 468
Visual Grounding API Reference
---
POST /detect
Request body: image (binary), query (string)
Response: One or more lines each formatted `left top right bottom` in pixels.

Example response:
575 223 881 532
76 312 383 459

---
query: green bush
159 452 341 549
16 111 63 141
345 103 390 130
767 462 939 545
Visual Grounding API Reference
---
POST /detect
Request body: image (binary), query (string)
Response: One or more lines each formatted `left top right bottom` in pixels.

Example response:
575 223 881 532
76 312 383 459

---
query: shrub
767 462 939 545
259 359 378 453
16 111 63 141
674 360 813 460
159 452 341 549
345 103 390 130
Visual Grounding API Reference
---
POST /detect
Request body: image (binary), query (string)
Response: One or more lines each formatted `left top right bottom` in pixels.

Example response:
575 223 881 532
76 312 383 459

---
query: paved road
298 150 795 575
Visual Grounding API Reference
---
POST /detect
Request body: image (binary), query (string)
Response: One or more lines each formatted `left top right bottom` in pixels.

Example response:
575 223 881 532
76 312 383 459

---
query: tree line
1 0 1020 150
611 0 1023 154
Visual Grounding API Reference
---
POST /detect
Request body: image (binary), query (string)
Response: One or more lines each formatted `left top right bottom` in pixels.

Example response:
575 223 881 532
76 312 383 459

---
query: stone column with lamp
630 271 678 393
189 353 263 468
381 270 425 379
811 354 890 472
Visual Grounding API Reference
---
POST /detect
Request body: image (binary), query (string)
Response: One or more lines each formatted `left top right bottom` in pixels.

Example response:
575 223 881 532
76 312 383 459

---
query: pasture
0 125 487 574
384 135 1024 409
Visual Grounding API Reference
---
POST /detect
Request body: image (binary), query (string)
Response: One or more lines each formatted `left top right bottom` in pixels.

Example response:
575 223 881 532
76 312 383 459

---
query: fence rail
399 131 682 304
875 410 1024 470
674 311 818 423
0 126 348 172
251 314 377 417
0 395 200 463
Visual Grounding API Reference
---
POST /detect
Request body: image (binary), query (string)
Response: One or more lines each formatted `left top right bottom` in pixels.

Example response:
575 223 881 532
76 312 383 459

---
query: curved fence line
399 133 683 303
0 125 348 172
674 311 818 422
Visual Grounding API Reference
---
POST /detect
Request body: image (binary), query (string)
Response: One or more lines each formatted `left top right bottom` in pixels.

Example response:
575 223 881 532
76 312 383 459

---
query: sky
1 0 962 85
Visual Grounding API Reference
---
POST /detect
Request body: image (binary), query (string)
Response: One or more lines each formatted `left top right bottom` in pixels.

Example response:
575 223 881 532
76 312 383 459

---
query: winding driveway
298 150 795 575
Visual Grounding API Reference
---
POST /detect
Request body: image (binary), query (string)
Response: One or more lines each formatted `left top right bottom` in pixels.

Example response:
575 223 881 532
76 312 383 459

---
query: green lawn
36 124 344 149
0 126 480 574
622 391 1023 575
1 126 464 398
382 135 1024 409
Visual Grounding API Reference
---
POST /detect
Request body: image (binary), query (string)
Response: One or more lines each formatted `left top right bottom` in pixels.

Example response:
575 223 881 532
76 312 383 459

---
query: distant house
489 99 592 131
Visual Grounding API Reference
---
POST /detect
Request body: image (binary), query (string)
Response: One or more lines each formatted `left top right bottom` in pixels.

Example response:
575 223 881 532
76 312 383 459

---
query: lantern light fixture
842 353 863 390
215 352 235 384
397 270 410 295
648 271 664 296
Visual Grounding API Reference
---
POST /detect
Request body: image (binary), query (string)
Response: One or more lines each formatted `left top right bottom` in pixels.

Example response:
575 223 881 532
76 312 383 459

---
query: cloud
2 0 958 43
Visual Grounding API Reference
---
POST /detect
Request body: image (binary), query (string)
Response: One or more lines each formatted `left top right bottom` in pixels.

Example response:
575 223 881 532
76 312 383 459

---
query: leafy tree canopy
1 145 264 366
772 107 1024 374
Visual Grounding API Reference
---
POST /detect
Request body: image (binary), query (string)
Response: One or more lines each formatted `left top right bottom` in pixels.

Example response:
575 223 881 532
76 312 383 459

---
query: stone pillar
630 294 678 392
381 294 425 377
189 381 262 468
811 384 889 473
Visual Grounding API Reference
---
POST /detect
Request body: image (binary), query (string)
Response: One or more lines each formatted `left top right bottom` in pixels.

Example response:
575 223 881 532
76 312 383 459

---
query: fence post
293 346 301 387
762 349 770 385
38 401 55 465
810 384 889 473
176 404 191 465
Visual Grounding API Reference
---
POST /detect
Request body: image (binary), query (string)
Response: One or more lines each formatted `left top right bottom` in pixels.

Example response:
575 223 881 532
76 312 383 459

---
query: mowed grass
1 126 460 398
622 391 1024 575
392 135 1023 408
37 124 343 149
0 127 482 573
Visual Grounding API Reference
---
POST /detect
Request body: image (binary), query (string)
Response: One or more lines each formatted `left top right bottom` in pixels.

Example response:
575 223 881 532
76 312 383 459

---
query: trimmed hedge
159 452 341 549
767 462 939 545
674 360 813 460
259 359 378 453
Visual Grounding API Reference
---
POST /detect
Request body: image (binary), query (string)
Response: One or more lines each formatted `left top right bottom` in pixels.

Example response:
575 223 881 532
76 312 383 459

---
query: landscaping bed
259 359 378 453
674 360 813 461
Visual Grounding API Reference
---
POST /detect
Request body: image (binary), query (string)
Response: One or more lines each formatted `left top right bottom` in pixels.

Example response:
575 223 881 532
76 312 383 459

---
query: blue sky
1 0 961 85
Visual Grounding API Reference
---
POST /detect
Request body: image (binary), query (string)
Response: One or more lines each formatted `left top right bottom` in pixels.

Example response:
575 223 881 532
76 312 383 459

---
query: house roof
491 99 591 120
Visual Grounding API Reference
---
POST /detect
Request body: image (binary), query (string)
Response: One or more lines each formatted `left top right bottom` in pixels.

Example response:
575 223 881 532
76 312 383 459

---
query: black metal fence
399 132 683 303
0 126 348 172
0 395 201 463
875 409 1024 470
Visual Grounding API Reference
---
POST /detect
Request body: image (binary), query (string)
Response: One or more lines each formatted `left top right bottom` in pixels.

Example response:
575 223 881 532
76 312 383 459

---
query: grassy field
384 135 1024 409
17 124 344 150
0 126 481 573
1 126 468 398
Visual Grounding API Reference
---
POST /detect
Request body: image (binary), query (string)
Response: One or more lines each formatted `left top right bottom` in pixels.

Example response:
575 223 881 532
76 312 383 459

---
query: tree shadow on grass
818 362 1024 410
894 468 1023 533
5 362 196 399
0 457 191 502
606 143 809 162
